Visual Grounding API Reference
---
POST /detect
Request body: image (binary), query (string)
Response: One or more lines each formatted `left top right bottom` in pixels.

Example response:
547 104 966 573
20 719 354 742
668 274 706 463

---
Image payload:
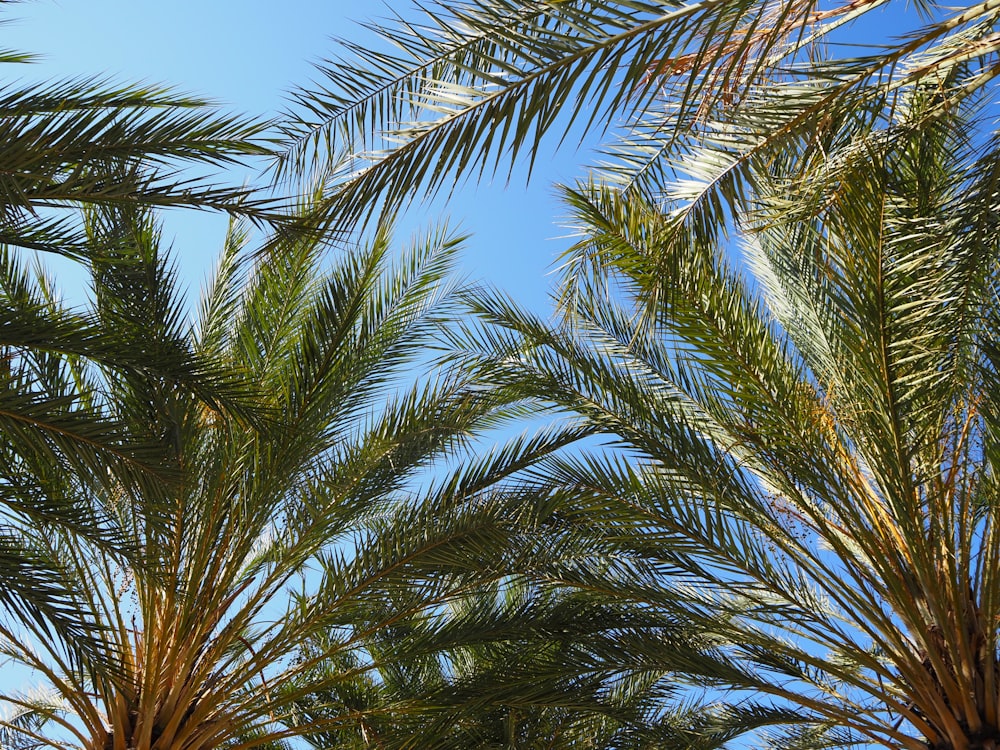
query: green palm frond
280 0 999 231
292 574 734 750
445 82 1000 747
0 76 278 249
0 193 584 750
0 2 282 256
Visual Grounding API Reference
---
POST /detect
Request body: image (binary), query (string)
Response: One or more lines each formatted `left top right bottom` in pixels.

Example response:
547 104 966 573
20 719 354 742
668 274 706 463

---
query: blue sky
9 0 589 318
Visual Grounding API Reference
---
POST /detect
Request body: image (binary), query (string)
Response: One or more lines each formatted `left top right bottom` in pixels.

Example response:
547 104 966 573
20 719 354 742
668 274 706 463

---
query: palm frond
280 0 999 233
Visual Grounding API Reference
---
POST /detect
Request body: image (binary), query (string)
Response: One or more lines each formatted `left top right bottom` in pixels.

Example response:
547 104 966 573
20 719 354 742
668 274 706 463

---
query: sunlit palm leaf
281 0 999 234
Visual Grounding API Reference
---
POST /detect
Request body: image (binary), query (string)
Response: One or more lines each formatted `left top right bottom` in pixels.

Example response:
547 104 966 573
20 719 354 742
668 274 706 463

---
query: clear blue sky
9 0 590 316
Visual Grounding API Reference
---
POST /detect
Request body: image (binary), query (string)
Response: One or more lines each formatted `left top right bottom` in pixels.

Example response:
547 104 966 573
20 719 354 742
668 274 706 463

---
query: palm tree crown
448 81 1000 749
0 3 279 646
0 198 571 750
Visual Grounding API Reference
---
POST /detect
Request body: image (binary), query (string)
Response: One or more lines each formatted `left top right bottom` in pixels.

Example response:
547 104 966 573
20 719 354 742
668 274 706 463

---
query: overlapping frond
0 75 280 253
0 190 590 750
442 75 1000 746
280 0 999 234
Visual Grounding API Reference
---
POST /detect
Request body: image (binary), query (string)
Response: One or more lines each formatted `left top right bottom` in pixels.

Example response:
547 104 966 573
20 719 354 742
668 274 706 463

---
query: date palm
0 199 572 750
0 2 276 645
446 82 1000 750
289 576 688 749
278 0 999 235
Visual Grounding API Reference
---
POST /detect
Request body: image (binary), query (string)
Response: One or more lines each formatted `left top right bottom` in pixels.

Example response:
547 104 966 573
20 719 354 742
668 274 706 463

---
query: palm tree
278 6 1000 746
442 78 1000 750
277 0 1000 236
0 0 273 257
0 196 599 750
0 2 277 646
289 576 681 749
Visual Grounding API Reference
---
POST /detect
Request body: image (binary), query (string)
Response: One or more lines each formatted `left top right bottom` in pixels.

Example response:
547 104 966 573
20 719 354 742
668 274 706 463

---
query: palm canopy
278 0 999 232
442 80 1000 750
290 582 629 749
0 3 282 653
289 568 743 750
0 195 611 750
0 0 278 257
